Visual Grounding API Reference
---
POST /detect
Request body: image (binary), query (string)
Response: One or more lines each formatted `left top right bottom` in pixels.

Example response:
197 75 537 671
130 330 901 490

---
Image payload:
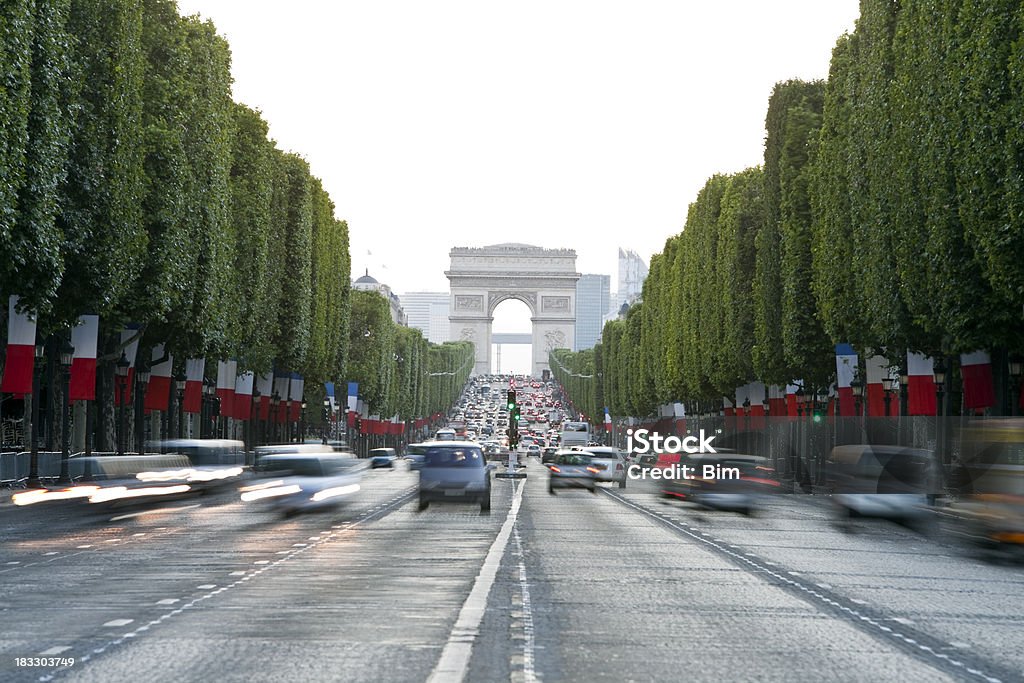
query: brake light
586 467 600 474
549 466 561 473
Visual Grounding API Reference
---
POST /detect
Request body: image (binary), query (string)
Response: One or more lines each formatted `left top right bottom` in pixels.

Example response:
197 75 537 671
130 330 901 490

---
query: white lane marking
39 646 71 656
604 490 1004 683
428 481 525 683
76 545 92 549
197 584 216 589
229 571 246 576
513 526 538 683
156 599 178 605
43 552 59 556
103 619 133 628
6 561 20 565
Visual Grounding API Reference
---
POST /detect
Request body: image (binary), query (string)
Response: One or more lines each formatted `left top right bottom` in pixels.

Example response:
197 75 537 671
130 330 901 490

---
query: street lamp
1009 356 1022 417
899 362 910 418
115 351 130 456
27 342 46 488
881 375 896 417
795 386 805 417
251 389 261 449
851 375 864 417
57 340 74 483
933 357 948 466
174 372 186 438
271 392 280 443
135 362 150 454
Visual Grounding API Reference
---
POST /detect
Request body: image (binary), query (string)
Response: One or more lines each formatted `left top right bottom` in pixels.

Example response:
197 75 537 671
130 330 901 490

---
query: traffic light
507 389 516 411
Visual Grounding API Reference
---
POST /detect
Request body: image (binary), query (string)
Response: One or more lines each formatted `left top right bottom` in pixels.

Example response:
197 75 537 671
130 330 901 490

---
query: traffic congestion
2 375 1023 682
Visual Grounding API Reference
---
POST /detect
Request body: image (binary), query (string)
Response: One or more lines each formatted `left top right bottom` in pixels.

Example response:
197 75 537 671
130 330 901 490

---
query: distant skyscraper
617 248 649 308
575 274 610 351
398 292 450 344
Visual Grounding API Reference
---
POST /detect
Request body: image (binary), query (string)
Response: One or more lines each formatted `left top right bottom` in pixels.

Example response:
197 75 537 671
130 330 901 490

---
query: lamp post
251 389 261 450
26 342 45 488
323 398 331 442
851 376 864 418
881 376 895 417
270 392 280 444
1009 356 1022 417
135 362 150 453
300 401 308 444
742 397 751 433
933 357 947 466
174 373 186 439
115 351 130 456
57 340 74 484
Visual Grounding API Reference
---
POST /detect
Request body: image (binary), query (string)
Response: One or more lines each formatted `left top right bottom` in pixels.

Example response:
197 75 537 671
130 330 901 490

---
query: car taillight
586 466 600 474
550 466 561 473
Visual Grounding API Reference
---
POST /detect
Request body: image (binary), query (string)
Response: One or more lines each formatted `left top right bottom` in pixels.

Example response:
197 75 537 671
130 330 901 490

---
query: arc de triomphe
446 244 580 377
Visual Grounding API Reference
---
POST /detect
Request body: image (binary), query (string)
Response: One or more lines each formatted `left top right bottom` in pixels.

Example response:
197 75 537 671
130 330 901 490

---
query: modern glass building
398 292 450 344
575 274 610 351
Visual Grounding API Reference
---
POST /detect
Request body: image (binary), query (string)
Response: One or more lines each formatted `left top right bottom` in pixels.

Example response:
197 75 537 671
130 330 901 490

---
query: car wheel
618 478 626 489
480 496 491 512
548 483 556 495
418 496 429 511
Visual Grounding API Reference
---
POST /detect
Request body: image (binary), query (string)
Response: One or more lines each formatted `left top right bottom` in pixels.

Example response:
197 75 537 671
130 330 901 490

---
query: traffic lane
496 460 956 683
0 469 417 681
619 483 1024 677
46 478 516 683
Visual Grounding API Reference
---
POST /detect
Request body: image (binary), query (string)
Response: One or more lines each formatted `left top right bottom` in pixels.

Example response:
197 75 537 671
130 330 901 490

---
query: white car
575 446 628 488
242 453 363 517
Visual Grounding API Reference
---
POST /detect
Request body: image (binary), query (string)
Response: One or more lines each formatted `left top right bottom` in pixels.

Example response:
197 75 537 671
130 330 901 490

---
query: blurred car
664 453 779 516
541 447 559 464
368 447 397 469
242 453 363 516
526 444 541 458
947 420 1024 558
826 445 938 529
575 446 628 488
547 452 598 494
410 441 494 512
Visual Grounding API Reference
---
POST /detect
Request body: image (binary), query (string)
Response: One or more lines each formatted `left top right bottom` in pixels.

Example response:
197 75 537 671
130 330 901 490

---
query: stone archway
446 244 580 377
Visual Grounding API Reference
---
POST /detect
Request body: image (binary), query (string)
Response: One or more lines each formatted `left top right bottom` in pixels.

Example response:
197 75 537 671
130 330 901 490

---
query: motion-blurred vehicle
826 445 938 529
541 447 558 464
663 453 778 516
526 444 541 458
560 421 591 448
368 447 397 469
242 453 362 516
575 446 628 488
547 451 598 494
410 441 494 512
947 420 1024 559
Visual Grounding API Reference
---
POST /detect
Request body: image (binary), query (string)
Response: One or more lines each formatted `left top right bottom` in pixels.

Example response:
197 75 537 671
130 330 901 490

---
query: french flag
747 382 766 416
960 351 995 411
68 315 100 402
0 296 37 396
864 353 890 417
216 360 237 419
114 326 141 406
234 371 254 420
604 406 612 430
723 396 735 417
768 385 786 417
182 358 205 414
145 345 173 412
273 373 291 424
835 344 858 417
289 373 304 422
256 372 273 420
907 352 937 416
785 382 802 417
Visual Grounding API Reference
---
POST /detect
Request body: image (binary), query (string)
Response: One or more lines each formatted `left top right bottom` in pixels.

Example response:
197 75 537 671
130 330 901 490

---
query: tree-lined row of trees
346 291 473 422
554 1 1024 418
1 0 351 389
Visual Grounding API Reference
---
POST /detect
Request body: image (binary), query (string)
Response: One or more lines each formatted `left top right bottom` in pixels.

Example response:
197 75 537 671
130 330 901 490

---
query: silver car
411 441 494 512
547 452 599 494
242 453 363 517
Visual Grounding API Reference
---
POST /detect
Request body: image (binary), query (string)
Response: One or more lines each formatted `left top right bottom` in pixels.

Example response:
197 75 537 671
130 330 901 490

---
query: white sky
177 0 859 372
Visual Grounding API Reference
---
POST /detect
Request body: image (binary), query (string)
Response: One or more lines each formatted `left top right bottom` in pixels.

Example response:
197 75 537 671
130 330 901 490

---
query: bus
560 421 591 447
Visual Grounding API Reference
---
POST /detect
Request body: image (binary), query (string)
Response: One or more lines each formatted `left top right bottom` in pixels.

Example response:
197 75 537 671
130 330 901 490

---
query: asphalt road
1 460 1021 683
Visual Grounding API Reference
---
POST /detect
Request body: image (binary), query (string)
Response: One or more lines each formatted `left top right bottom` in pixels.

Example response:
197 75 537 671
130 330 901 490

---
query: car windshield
423 446 485 467
260 457 323 477
556 454 593 466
